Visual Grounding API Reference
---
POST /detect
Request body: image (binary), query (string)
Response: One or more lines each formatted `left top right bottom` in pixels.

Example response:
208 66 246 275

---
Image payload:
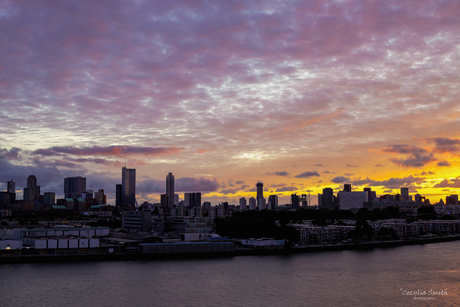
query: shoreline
2 234 460 264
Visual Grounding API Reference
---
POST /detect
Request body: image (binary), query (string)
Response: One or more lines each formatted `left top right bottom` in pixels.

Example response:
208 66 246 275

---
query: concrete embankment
2 235 460 264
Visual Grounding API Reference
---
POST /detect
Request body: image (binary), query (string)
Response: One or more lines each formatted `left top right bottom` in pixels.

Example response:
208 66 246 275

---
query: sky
1 0 460 206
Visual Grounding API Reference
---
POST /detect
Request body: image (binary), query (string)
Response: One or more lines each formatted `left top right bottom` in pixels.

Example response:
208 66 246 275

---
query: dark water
1 241 459 306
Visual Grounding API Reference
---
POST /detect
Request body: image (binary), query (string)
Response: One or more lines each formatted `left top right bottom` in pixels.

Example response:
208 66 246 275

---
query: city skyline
1 1 460 205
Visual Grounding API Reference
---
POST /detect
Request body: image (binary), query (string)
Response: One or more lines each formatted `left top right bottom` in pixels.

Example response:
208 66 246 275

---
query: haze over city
1 0 460 205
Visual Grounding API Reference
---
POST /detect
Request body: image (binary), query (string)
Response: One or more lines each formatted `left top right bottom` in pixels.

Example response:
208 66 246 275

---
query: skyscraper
320 187 334 210
256 181 265 210
115 184 122 206
24 175 40 201
122 167 136 206
184 192 201 209
7 179 15 194
239 197 247 211
166 172 175 209
64 176 86 198
268 195 278 210
401 187 409 201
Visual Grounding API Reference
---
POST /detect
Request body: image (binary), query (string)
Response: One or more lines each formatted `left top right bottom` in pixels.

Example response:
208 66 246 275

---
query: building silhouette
122 167 136 206
320 188 334 210
166 172 175 209
64 176 86 198
268 195 278 210
115 184 122 206
256 181 265 210
184 192 201 209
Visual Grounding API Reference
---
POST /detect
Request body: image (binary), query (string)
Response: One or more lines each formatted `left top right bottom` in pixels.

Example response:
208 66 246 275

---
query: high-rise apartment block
64 176 86 198
184 192 201 209
166 172 175 209
268 195 278 210
239 197 247 211
122 167 136 206
256 181 265 210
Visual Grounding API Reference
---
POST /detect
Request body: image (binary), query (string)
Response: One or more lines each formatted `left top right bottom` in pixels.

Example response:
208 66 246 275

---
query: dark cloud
383 145 436 167
430 137 460 153
437 161 451 167
235 180 245 185
382 145 429 155
33 146 184 157
370 176 425 189
138 177 220 194
266 171 290 177
352 177 375 186
375 164 385 167
315 164 324 167
0 147 22 160
276 186 298 192
346 164 357 168
295 171 320 178
220 188 239 195
433 178 460 188
331 176 349 184
176 177 220 192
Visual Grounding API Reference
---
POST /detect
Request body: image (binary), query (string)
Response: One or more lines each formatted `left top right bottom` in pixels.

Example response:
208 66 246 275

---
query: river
1 240 459 306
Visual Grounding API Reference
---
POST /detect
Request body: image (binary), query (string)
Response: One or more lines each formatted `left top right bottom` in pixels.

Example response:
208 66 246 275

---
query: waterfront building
64 176 86 199
166 172 175 209
122 211 152 232
121 167 136 206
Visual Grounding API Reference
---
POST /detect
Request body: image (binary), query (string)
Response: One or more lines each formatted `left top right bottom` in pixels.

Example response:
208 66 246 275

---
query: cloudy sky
1 0 460 205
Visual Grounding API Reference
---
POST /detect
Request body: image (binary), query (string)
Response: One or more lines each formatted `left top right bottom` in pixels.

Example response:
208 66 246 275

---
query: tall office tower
7 179 16 203
203 201 211 212
400 187 409 201
95 189 107 205
268 195 278 210
160 194 168 208
64 176 86 198
320 188 334 210
174 194 179 206
239 197 247 211
122 167 136 206
43 192 56 206
248 197 257 210
116 184 122 206
363 188 376 202
256 181 265 209
26 175 39 200
7 179 15 193
344 184 352 192
166 172 175 209
291 194 300 210
300 194 308 207
184 192 201 209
